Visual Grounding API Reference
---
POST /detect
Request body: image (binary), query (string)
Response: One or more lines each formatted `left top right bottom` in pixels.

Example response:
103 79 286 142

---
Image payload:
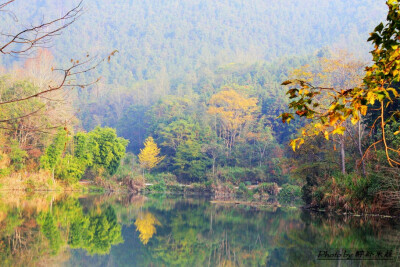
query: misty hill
1 0 386 90
0 0 388 136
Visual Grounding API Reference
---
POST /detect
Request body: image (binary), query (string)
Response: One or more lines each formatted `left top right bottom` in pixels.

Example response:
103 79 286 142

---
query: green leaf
374 22 384 33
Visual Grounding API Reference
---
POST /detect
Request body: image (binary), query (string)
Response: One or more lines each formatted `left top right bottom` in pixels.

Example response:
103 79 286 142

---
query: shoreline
0 187 398 219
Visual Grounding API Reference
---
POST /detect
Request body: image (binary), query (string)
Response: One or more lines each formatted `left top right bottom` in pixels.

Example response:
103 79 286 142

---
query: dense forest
1 0 400 216
1 1 386 116
0 1 386 134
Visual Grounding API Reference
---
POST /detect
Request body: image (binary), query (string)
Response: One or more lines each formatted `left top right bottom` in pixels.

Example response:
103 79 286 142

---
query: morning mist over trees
1 0 400 266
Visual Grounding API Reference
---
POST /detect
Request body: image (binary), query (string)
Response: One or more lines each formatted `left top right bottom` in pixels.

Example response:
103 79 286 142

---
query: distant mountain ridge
0 0 386 88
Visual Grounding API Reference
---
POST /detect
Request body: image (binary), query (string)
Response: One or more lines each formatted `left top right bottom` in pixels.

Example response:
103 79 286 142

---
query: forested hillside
4 3 400 265
2 0 399 212
1 0 386 103
0 1 386 136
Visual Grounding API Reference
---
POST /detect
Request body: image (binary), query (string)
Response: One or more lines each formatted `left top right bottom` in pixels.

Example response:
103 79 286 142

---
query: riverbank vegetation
281 1 400 215
0 0 399 215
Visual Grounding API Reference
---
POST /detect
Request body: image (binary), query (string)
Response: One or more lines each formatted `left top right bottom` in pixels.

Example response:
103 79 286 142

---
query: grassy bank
302 170 400 216
0 171 104 193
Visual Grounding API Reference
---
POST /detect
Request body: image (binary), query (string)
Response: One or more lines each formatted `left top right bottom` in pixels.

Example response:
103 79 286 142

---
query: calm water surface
0 193 399 266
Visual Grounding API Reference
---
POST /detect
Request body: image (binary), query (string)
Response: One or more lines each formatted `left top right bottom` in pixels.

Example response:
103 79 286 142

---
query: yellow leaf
388 88 399 97
324 131 329 140
360 105 368 116
329 115 339 126
290 140 297 152
332 126 346 135
329 104 337 112
367 91 376 105
298 138 304 147
289 138 304 152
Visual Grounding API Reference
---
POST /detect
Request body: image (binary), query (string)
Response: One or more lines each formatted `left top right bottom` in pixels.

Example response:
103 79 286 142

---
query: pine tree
138 137 165 173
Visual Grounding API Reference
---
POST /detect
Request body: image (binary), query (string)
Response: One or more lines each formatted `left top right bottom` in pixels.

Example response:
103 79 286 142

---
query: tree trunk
52 167 55 184
340 137 346 175
212 157 216 178
358 119 366 176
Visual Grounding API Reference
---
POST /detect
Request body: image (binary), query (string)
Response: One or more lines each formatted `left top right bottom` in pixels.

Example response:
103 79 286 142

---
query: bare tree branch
0 104 46 123
0 0 16 10
0 1 120 142
0 1 83 56
0 52 114 107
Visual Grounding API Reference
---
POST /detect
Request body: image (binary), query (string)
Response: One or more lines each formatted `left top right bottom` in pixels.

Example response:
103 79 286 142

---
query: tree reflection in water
0 193 398 266
135 212 161 245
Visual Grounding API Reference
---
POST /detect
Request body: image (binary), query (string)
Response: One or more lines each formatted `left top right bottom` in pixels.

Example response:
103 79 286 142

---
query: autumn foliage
208 88 258 152
134 212 161 245
138 137 165 172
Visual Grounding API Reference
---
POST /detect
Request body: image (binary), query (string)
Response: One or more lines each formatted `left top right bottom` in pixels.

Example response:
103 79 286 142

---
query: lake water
0 192 399 266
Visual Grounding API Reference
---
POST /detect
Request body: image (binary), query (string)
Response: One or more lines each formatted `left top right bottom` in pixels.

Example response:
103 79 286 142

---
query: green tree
73 132 94 167
159 118 200 151
87 127 129 175
82 206 124 255
202 129 224 178
9 140 28 171
247 118 275 167
37 212 63 255
40 128 69 182
174 139 209 182
67 205 123 255
54 154 86 184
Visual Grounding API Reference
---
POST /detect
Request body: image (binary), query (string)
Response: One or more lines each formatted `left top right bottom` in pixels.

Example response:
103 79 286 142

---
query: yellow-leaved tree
134 212 161 245
207 88 258 153
280 1 400 167
286 51 365 174
138 137 165 174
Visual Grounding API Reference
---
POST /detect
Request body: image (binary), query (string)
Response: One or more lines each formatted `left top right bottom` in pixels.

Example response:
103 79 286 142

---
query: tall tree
87 127 128 175
138 136 165 174
174 139 209 182
282 51 366 174
246 117 274 167
208 88 258 153
40 128 69 182
281 1 400 169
